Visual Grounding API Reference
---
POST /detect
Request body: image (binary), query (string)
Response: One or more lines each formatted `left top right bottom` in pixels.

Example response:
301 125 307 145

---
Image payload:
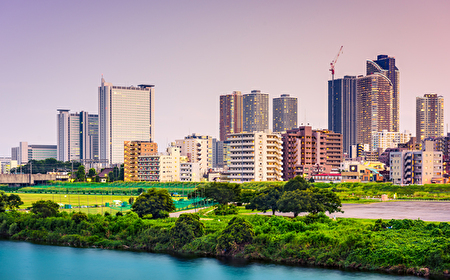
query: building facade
11 142 57 164
57 109 99 162
371 130 411 153
180 162 201 182
356 73 393 146
243 90 269 133
219 91 243 141
226 131 283 182
124 141 158 182
138 144 180 182
366 55 400 132
416 93 444 142
282 126 343 180
175 133 212 175
328 75 357 153
273 94 297 133
99 77 155 164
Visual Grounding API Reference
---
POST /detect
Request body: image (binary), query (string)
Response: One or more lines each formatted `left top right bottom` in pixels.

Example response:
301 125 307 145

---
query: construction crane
329 46 343 131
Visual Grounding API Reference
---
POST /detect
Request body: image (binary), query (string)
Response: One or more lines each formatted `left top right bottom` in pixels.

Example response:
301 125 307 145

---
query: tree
247 185 283 215
119 164 124 181
283 176 310 192
277 189 312 217
239 189 256 204
308 187 342 214
199 182 241 205
31 200 60 218
131 188 175 219
217 217 255 252
88 168 97 178
0 191 7 213
170 214 205 248
76 165 86 181
6 194 23 210
128 197 135 205
108 171 114 182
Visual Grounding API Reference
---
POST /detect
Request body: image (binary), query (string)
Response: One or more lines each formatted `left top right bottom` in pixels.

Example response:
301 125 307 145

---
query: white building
180 161 201 182
227 131 283 182
371 130 411 152
175 133 212 175
390 141 443 185
138 143 180 182
57 110 99 162
99 77 155 164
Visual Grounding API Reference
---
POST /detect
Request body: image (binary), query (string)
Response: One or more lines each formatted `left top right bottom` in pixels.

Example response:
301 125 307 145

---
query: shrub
217 217 254 252
214 204 238 216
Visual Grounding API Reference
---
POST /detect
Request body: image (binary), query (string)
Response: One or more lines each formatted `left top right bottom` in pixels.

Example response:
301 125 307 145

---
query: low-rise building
138 143 180 182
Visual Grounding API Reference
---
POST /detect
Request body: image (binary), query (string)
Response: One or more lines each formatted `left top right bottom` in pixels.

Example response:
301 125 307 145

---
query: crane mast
329 46 343 131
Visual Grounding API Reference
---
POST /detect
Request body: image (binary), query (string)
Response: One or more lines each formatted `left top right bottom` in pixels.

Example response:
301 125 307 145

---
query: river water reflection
0 240 427 280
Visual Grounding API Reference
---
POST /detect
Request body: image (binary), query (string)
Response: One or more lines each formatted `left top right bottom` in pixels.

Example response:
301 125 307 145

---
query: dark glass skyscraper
367 55 399 132
273 94 297 133
328 76 357 153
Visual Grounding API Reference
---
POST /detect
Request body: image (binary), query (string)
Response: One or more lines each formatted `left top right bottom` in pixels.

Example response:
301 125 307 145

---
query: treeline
1 209 449 277
9 158 81 174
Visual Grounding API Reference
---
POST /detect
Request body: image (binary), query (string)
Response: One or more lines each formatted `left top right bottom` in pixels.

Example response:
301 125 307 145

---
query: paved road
260 201 450 222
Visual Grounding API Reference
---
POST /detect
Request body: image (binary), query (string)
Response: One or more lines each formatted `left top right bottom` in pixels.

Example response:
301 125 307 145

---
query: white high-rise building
371 130 411 152
226 131 283 182
99 77 155 164
57 110 99 162
175 133 212 175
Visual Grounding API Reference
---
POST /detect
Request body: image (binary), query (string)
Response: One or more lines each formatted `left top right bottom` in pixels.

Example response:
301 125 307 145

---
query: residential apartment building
371 130 411 153
99 77 155 164
273 94 297 133
416 93 444 142
175 133 212 175
124 141 158 182
226 131 283 182
243 90 269 133
180 161 201 182
219 91 243 141
282 126 343 180
138 143 180 182
390 141 443 185
57 109 99 162
328 75 357 153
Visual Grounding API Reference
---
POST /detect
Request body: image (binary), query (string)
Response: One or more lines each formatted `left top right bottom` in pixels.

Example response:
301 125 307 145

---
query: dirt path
169 207 207 218
256 201 450 222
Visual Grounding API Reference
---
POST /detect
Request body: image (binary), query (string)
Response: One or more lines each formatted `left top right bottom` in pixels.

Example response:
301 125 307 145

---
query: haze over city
1 0 449 156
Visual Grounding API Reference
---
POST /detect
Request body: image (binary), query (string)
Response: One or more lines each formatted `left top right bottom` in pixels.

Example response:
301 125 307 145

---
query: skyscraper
57 109 98 162
99 77 155 164
356 74 393 146
219 91 243 141
328 76 357 153
367 55 400 132
243 90 269 133
273 94 297 133
416 93 444 142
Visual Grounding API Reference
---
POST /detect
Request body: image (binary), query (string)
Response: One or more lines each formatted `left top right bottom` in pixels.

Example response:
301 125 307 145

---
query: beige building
390 141 443 185
227 131 283 182
416 93 444 142
138 143 180 182
371 130 411 152
175 134 212 175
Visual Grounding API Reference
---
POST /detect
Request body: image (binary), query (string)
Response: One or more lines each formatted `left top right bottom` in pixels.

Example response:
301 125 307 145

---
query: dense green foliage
0 191 24 212
9 158 81 174
131 188 175 219
213 204 239 215
190 182 241 205
31 200 60 218
1 208 448 277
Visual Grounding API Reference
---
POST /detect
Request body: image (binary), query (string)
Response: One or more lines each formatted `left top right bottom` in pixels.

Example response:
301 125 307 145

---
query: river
0 240 426 280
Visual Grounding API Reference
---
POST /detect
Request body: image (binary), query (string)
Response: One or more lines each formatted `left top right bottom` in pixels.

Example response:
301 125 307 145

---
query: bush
217 217 254 252
71 212 88 224
170 214 205 248
214 204 238 216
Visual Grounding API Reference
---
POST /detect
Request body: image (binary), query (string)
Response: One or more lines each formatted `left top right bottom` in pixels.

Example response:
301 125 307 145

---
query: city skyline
1 1 449 156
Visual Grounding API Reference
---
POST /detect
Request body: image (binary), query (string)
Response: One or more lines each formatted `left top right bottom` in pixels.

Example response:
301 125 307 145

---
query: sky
1 0 450 156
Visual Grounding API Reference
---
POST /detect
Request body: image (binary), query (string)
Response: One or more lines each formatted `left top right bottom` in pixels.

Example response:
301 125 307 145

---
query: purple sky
1 0 449 156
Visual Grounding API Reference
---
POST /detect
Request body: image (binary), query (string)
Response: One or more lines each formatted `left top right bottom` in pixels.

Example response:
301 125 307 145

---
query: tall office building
57 109 98 162
367 55 400 132
273 94 297 133
328 75 357 153
99 77 155 164
11 142 57 164
219 91 243 141
356 74 393 146
416 93 444 142
243 90 269 133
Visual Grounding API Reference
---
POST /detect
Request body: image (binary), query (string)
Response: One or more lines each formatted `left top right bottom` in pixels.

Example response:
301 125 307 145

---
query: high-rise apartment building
367 55 400 132
57 109 98 162
175 133 212 175
243 90 269 133
356 74 393 146
138 143 180 182
226 131 283 182
416 93 444 142
124 141 158 182
273 94 297 133
219 91 243 141
99 77 155 164
328 75 357 153
282 126 343 180
371 130 411 153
